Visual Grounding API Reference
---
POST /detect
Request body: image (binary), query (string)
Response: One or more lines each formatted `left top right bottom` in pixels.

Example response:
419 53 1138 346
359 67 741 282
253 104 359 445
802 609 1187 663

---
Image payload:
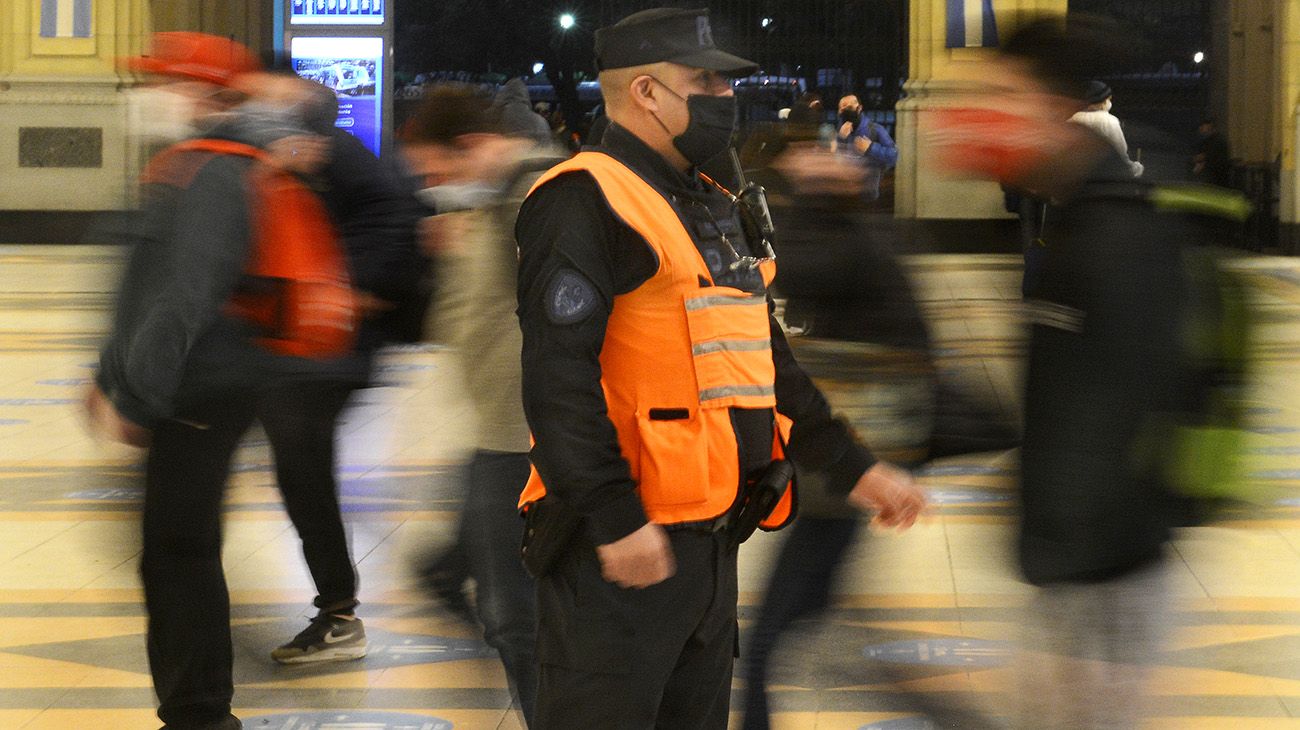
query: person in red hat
88 32 348 730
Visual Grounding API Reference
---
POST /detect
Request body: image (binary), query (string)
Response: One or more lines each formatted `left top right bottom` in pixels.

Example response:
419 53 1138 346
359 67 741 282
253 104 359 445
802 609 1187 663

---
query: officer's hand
847 462 927 530
595 523 676 589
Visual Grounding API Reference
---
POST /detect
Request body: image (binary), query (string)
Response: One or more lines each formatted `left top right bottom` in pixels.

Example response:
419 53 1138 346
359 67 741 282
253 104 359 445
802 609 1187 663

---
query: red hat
126 32 261 87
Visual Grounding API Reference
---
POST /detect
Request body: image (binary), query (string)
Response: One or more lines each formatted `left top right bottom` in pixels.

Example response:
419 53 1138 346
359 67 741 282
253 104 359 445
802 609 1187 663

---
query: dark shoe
415 548 477 625
271 612 368 664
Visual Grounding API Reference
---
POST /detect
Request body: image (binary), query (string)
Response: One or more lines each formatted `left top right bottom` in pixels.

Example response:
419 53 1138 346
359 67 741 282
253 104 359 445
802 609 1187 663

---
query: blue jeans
459 450 537 724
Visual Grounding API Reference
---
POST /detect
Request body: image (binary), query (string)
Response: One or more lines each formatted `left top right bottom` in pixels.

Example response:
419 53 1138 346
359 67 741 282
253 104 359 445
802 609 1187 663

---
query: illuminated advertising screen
291 0 384 25
291 36 384 155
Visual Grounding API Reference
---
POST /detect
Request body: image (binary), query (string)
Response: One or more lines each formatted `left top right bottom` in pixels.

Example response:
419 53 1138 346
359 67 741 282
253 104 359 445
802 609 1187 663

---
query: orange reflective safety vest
142 139 356 359
518 151 796 530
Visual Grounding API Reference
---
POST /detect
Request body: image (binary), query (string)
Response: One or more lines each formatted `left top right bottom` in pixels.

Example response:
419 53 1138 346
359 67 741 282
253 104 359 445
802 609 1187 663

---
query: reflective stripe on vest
518 151 795 531
684 288 776 409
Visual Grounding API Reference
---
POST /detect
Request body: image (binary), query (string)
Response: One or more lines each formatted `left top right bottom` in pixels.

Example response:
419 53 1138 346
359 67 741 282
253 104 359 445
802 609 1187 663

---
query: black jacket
313 128 429 376
1019 148 1194 585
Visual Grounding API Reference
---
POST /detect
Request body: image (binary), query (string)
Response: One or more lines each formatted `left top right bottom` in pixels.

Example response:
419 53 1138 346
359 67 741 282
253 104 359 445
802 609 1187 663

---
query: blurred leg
143 399 256 728
461 450 537 723
259 383 358 612
740 517 861 730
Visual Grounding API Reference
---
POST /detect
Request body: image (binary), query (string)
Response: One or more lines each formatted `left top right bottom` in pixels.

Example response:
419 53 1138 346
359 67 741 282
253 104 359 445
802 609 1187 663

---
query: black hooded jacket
1018 147 1196 585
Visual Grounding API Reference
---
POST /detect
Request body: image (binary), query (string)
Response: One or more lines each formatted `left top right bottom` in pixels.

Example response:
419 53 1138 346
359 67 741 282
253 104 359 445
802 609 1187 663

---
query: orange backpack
143 139 357 359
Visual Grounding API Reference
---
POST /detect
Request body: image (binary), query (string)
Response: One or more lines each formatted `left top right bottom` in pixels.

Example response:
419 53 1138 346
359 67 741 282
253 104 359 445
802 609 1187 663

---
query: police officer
514 8 928 728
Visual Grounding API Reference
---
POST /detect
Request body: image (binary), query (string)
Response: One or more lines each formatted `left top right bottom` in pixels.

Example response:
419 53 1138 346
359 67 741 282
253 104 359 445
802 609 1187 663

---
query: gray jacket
97 123 306 427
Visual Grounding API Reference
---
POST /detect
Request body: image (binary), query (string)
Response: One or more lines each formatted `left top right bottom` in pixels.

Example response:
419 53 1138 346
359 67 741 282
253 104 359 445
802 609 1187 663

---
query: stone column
895 0 1067 221
1275 0 1300 236
148 0 274 57
1223 1 1277 165
0 0 151 212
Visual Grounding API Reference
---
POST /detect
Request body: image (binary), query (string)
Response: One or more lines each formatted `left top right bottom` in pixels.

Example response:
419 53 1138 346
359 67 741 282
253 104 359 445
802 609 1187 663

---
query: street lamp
1193 51 1205 64
559 13 575 30
533 62 545 75
761 17 773 29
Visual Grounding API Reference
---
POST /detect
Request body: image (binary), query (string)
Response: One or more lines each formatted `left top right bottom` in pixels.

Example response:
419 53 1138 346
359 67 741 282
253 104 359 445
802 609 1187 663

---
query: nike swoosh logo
322 628 353 644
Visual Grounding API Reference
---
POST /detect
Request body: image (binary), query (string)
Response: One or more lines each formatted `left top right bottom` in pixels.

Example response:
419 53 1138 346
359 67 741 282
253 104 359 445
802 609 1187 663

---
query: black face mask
840 109 862 127
651 78 738 166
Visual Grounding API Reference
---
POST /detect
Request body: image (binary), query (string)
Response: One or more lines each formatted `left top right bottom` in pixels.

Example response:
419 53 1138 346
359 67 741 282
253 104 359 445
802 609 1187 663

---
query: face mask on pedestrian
839 107 862 128
930 107 1060 185
127 86 199 143
233 100 314 148
416 181 499 214
648 77 738 167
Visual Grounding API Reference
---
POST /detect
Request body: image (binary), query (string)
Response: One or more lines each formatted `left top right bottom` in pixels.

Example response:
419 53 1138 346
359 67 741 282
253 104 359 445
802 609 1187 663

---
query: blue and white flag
40 0 93 39
946 0 998 49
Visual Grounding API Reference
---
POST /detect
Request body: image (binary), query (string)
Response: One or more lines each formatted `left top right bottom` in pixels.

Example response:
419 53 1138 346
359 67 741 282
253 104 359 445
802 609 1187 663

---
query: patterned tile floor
0 245 1297 729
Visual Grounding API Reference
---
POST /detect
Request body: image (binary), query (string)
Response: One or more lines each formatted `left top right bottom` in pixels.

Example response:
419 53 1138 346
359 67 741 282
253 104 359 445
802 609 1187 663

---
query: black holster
520 496 583 579
729 459 795 550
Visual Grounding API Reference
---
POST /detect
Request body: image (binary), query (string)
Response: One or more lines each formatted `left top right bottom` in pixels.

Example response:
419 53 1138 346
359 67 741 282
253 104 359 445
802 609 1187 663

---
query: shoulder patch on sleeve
544 268 601 325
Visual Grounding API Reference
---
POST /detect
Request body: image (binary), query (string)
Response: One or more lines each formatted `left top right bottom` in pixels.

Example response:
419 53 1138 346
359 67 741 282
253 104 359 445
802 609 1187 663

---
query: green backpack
1149 184 1257 502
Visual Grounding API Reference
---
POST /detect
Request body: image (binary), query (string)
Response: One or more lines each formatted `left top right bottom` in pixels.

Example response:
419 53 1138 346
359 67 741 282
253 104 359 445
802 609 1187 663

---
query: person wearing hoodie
402 82 565 726
935 16 1206 728
1069 80 1143 177
497 77 556 147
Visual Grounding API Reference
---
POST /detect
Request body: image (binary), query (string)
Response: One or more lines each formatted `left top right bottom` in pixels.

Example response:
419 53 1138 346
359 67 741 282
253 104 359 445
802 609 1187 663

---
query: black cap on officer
595 8 759 77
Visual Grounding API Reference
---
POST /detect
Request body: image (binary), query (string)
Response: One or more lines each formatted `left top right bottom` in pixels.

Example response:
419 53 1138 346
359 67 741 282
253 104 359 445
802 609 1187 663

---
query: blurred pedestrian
1002 184 1048 297
738 132 1014 730
88 32 347 730
233 69 430 666
936 15 1204 728
1193 117 1231 187
401 83 566 725
739 136 930 730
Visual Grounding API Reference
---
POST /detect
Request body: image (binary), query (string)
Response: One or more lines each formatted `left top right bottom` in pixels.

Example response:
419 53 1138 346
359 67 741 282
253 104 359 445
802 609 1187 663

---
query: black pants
142 396 259 728
740 517 861 730
738 517 1002 730
533 530 738 730
458 450 537 723
258 382 358 612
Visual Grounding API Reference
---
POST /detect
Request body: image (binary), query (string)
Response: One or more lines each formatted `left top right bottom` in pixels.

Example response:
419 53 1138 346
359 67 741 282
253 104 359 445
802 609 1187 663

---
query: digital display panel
290 36 384 155
290 0 384 26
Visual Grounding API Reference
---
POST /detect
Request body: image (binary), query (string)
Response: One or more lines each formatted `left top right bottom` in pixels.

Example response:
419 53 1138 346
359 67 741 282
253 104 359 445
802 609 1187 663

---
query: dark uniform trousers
533 528 739 730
